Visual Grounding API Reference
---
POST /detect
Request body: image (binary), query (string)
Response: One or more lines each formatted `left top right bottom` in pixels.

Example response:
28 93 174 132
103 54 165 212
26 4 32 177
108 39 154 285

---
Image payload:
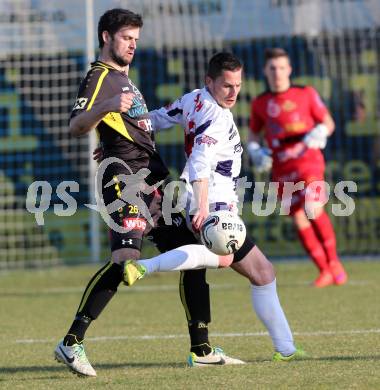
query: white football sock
137 244 219 274
251 279 296 356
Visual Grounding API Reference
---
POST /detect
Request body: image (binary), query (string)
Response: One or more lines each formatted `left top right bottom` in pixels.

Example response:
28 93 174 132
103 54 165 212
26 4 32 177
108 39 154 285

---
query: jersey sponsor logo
73 97 88 110
234 142 243 153
123 217 147 231
229 125 237 140
122 238 134 246
128 102 148 118
214 202 234 212
173 216 183 227
282 100 297 112
122 86 130 92
267 99 281 117
268 120 283 135
196 134 217 146
185 119 213 156
129 79 143 99
137 118 153 132
284 121 307 132
232 176 239 191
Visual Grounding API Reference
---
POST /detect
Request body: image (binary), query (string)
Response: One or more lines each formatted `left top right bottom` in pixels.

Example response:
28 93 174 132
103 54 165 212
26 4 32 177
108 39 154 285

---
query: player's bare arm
70 92 135 137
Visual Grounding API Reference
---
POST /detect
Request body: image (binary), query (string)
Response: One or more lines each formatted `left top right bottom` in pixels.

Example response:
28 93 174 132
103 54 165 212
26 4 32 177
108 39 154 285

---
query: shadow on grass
2 354 380 379
0 361 186 378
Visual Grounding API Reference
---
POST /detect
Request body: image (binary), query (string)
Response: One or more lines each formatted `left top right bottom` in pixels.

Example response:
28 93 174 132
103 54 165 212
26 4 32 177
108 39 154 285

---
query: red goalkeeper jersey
249 85 328 171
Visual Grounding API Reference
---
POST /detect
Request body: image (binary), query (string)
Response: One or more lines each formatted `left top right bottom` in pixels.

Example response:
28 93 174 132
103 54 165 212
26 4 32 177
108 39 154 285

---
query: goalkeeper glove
303 124 329 149
247 141 273 173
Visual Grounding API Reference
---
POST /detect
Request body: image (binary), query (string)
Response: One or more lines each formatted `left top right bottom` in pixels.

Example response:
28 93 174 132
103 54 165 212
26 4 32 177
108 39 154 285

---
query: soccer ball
200 210 246 255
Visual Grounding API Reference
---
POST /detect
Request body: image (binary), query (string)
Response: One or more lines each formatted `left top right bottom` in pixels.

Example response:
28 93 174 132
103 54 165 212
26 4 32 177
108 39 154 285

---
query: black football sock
180 269 212 355
63 315 92 346
189 321 212 356
63 261 123 345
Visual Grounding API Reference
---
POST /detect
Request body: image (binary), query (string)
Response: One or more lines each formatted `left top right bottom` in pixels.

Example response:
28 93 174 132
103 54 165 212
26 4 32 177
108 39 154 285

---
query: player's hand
107 92 135 113
247 142 273 173
192 207 209 232
303 124 329 149
93 145 104 162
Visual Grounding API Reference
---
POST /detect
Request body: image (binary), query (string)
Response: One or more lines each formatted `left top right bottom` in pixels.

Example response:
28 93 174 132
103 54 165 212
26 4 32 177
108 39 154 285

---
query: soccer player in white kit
125 52 304 365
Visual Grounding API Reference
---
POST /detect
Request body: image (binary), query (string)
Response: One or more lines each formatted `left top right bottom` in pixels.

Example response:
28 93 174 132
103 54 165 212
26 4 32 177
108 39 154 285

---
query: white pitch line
15 328 380 344
0 280 371 296
0 283 239 295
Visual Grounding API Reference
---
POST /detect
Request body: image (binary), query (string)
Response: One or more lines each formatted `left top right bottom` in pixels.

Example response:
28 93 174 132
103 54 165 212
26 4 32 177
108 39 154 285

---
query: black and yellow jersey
71 61 168 179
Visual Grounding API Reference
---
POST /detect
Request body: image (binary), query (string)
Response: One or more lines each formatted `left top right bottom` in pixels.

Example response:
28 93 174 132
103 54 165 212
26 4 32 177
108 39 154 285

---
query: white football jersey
150 87 243 206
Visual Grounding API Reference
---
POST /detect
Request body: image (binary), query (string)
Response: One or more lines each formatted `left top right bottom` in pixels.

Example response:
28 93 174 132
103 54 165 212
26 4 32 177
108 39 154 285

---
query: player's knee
242 246 275 285
310 203 325 218
292 208 311 229
112 247 141 264
254 257 275 285
258 259 275 285
218 254 233 268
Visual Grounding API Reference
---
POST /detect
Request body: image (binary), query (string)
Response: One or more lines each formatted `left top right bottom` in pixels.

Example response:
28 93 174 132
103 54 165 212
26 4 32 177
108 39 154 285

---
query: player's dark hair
264 47 289 64
206 52 243 80
98 8 143 48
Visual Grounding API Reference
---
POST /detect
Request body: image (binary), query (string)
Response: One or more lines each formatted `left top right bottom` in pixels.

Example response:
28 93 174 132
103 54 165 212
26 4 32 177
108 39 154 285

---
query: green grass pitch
1 260 379 389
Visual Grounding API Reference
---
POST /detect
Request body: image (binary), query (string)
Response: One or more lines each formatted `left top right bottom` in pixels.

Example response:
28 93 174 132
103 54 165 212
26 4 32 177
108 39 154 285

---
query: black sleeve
70 67 109 119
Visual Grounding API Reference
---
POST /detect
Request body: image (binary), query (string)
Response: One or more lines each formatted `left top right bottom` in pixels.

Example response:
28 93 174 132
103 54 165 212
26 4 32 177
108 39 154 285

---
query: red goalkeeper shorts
272 152 327 215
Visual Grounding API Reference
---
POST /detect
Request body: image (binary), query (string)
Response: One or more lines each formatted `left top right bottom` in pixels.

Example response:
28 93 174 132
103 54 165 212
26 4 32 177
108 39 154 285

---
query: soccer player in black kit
54 8 242 377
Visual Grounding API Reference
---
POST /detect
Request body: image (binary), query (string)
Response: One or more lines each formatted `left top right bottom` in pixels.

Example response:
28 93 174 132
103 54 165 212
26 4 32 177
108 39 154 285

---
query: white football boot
54 340 97 377
188 347 245 367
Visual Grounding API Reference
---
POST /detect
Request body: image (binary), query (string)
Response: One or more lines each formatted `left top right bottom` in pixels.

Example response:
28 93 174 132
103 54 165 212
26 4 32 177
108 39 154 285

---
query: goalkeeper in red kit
248 47 348 288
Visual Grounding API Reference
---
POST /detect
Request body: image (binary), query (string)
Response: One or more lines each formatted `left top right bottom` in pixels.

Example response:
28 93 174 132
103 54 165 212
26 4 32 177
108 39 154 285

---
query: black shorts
102 161 197 253
148 212 198 252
